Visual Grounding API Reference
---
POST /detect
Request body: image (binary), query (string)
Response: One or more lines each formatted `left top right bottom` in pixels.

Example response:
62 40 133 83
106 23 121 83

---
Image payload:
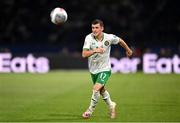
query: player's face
92 23 104 37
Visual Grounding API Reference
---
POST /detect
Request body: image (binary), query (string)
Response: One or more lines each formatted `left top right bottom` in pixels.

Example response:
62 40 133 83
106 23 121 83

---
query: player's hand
94 47 105 54
126 48 133 57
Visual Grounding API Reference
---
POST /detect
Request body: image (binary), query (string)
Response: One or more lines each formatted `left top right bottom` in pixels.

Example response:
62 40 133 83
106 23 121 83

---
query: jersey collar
91 33 104 42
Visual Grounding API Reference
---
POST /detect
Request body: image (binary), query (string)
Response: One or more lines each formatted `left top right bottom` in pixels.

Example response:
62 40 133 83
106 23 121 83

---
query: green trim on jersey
93 33 104 42
83 48 89 50
90 71 111 85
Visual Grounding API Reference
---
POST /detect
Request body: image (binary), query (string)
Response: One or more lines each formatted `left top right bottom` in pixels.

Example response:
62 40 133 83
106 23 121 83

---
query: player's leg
100 87 113 106
82 71 115 119
100 87 116 119
99 76 116 118
98 71 113 106
87 83 103 112
82 83 103 119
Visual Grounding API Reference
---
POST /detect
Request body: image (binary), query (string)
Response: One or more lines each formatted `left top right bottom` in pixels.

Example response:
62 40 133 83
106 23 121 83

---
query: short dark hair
91 19 104 27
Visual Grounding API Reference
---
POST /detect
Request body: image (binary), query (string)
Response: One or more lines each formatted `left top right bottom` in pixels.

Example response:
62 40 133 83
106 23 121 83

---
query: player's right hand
94 47 105 54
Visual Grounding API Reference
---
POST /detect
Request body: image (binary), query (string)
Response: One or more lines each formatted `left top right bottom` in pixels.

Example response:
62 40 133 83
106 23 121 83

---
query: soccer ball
50 7 68 25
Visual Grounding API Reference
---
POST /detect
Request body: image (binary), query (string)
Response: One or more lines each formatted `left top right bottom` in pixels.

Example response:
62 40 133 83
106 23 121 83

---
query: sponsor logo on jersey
92 42 96 45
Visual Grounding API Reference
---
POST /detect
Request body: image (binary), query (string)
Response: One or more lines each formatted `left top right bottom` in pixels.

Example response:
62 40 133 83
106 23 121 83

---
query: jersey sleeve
110 34 120 45
83 36 91 50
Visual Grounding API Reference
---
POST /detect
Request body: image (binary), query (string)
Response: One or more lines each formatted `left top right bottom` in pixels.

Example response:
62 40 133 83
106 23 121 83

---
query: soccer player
82 19 133 119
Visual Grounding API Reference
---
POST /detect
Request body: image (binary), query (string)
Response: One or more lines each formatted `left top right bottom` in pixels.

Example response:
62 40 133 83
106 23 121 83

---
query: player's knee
93 83 103 91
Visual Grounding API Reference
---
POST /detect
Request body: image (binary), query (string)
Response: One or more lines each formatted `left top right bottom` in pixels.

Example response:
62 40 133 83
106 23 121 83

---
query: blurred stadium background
1 0 180 56
0 0 180 122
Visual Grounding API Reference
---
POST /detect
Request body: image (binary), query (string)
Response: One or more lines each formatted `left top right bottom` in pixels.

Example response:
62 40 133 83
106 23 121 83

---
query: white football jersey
83 32 120 74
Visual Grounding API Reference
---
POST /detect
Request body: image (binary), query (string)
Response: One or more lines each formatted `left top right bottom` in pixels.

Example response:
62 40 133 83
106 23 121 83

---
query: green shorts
90 71 111 85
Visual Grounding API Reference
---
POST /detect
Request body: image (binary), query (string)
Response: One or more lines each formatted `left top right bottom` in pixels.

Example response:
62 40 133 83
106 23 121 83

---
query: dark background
1 0 180 57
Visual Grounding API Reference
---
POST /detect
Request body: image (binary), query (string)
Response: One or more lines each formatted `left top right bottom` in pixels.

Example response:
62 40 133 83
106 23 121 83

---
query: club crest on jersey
104 41 110 46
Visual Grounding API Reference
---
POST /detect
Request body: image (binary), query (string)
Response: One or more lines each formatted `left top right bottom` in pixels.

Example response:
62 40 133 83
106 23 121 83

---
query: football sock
101 90 113 108
88 90 100 112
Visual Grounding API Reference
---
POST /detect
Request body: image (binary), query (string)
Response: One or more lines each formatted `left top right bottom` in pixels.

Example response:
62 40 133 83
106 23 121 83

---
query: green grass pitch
0 70 180 122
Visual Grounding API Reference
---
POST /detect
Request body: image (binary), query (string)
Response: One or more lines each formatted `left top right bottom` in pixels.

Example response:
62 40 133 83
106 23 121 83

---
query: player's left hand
126 49 133 57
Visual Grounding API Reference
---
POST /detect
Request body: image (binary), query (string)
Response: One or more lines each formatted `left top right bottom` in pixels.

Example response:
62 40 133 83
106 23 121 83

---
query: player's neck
95 33 103 42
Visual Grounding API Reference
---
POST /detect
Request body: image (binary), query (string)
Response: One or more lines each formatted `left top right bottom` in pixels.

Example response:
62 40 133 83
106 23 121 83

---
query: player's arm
82 48 105 58
119 38 133 57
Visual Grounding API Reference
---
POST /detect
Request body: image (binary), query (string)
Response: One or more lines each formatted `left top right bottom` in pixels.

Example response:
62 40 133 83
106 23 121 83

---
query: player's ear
101 26 104 31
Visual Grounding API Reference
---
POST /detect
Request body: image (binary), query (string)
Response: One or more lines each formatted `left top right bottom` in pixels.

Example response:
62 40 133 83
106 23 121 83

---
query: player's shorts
90 71 111 85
